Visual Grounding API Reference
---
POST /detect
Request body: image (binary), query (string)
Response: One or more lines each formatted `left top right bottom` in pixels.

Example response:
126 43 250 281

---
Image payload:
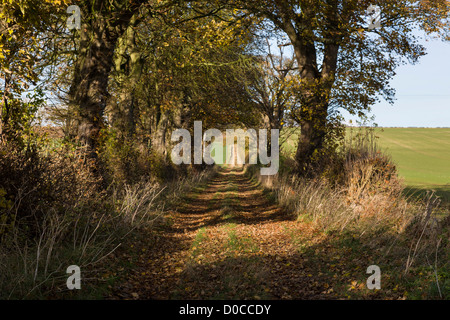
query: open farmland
372 128 450 202
282 127 450 202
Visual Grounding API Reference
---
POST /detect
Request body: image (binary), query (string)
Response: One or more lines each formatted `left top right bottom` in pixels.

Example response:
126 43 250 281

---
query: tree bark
69 19 118 156
151 106 169 158
68 3 144 160
274 9 339 173
294 98 329 172
0 74 11 142
111 15 143 140
250 1 341 173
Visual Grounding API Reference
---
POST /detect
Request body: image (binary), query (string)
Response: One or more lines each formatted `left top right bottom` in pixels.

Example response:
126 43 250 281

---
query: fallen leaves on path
108 167 393 300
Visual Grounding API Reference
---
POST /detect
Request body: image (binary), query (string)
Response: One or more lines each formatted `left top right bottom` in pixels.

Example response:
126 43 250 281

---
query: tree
222 0 449 173
246 38 298 132
0 0 66 142
66 0 156 159
112 7 260 160
67 0 250 163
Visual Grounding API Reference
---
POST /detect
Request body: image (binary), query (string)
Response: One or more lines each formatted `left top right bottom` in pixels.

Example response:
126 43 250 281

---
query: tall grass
252 128 412 232
0 142 215 299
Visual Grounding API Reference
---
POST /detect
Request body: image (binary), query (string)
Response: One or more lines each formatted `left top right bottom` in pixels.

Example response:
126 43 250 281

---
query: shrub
98 128 177 185
0 141 102 239
252 126 411 232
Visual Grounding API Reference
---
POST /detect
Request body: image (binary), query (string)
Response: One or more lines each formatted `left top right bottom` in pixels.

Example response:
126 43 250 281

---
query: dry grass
0 142 215 299
248 130 449 298
254 131 447 232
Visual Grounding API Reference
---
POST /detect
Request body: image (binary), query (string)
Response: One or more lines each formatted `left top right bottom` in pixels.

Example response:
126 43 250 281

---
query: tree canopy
1 0 448 173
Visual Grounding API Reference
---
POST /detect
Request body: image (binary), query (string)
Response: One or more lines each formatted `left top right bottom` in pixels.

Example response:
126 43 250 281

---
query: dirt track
111 167 334 299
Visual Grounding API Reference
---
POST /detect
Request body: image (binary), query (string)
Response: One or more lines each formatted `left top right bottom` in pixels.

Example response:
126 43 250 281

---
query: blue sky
342 37 450 127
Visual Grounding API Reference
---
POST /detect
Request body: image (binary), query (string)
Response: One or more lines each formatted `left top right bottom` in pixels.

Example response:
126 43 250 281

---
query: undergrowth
0 140 214 299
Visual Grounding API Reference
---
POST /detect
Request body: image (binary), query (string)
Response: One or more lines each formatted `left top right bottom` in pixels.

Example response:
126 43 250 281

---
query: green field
373 128 450 185
281 127 450 201
374 128 450 201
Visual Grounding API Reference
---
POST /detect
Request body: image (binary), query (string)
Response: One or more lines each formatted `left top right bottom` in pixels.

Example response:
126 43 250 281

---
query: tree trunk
0 74 11 142
111 15 143 140
294 99 329 172
68 6 141 160
151 106 169 158
285 29 338 173
68 18 118 157
0 93 4 141
261 3 340 173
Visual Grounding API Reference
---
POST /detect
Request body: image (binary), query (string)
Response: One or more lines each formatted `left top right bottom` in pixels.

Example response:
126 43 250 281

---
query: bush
0 141 110 298
252 126 410 232
0 142 102 239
